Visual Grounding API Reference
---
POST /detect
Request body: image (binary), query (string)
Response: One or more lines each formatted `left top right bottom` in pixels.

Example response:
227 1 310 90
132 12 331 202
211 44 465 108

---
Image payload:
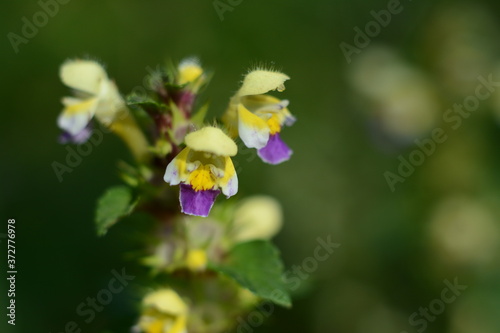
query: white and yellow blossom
57 59 149 162
225 69 295 164
135 289 188 333
57 59 123 137
164 127 238 217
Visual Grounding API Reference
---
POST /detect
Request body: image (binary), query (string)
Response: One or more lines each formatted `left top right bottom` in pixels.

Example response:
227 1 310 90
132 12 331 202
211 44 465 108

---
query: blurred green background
3 0 500 332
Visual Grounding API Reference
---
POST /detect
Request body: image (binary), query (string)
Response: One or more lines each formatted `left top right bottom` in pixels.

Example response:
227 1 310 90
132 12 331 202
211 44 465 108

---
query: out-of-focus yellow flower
57 59 150 162
185 249 207 272
135 289 188 333
349 47 440 142
423 3 498 97
177 58 205 92
231 195 283 242
428 196 500 267
57 59 123 137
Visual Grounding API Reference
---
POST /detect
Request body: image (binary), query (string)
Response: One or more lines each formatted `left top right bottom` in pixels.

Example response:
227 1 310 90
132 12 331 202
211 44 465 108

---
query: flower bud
231 195 283 242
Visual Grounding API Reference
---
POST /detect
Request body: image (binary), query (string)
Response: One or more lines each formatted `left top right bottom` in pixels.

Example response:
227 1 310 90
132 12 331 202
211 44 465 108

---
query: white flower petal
237 104 270 149
164 161 182 186
219 156 238 197
221 172 238 197
57 111 92 136
164 148 190 185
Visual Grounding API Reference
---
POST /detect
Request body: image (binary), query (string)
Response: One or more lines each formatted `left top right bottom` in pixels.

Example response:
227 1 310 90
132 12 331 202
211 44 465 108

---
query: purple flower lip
179 184 220 217
257 133 293 165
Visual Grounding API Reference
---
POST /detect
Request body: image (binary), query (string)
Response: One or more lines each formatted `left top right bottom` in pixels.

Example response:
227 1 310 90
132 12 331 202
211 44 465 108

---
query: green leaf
170 102 186 127
165 81 188 90
190 102 209 127
95 186 137 236
126 94 165 113
210 240 292 308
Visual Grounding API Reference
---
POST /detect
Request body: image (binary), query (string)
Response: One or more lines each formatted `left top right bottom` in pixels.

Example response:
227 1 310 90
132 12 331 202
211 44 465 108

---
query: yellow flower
57 59 149 162
231 195 283 242
224 69 296 164
136 289 188 333
185 249 207 272
164 127 238 217
177 57 205 92
348 47 440 141
57 59 123 134
429 196 500 266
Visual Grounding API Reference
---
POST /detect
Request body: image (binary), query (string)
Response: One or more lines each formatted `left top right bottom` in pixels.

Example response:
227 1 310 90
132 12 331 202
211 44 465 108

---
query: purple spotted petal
257 133 293 165
59 123 93 144
180 184 220 217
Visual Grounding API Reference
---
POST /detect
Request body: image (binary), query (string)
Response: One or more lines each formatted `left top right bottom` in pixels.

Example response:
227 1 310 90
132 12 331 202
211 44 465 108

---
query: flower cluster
56 57 295 333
